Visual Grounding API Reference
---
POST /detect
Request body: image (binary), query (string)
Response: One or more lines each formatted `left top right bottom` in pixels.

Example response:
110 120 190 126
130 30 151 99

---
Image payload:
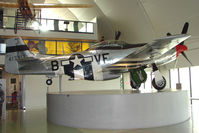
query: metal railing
0 16 94 34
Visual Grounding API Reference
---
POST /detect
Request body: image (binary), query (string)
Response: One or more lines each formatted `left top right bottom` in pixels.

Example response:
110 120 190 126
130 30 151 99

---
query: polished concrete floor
0 101 199 133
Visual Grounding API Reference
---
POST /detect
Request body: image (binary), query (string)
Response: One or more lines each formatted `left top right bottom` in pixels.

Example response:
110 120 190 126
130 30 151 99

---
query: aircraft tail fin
5 37 35 74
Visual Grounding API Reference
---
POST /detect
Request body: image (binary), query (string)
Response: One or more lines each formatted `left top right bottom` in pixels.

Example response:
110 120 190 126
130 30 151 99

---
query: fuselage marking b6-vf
51 53 110 71
51 53 110 80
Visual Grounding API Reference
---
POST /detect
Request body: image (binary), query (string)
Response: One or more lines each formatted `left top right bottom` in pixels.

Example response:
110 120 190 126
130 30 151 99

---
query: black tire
152 77 166 91
130 79 141 90
46 79 52 85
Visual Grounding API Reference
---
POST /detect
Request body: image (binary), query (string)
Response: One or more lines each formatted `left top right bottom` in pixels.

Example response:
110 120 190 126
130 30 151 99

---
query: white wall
24 75 120 110
94 0 155 43
25 75 47 109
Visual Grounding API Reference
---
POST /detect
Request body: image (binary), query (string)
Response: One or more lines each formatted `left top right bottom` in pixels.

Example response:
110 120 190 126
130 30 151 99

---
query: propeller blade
174 58 178 68
179 22 189 45
181 22 189 34
115 31 121 40
167 32 172 36
181 51 193 66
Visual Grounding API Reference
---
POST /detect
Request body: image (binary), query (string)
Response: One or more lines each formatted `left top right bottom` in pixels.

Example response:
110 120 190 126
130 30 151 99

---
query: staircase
14 9 28 34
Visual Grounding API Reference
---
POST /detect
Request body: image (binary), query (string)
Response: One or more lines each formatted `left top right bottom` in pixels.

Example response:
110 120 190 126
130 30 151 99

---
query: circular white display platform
47 90 190 129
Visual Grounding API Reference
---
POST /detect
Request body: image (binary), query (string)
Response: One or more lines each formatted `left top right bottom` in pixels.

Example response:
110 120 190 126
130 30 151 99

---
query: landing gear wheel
130 79 141 90
152 77 166 91
46 79 52 85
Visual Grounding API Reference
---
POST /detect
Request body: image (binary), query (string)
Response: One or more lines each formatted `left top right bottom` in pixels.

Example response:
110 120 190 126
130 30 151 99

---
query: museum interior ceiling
1 0 199 68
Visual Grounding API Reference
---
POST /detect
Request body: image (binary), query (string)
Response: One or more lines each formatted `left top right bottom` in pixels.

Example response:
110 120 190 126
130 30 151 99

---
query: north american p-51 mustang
4 23 191 90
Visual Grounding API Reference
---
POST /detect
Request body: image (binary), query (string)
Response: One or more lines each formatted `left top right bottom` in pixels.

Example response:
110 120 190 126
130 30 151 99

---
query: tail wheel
46 79 52 85
152 76 166 91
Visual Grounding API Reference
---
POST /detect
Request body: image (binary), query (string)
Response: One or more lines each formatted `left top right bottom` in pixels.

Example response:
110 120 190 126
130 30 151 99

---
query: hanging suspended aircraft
0 0 93 20
4 22 191 90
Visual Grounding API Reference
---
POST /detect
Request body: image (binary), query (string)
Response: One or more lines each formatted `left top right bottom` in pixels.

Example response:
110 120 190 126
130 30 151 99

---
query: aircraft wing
104 34 191 72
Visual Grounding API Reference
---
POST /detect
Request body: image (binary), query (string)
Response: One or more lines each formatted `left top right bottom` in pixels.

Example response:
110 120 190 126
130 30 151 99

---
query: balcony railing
0 16 94 34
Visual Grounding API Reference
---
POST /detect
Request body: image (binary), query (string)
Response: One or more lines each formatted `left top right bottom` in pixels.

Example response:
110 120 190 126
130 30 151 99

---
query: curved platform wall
47 90 190 129
24 68 170 110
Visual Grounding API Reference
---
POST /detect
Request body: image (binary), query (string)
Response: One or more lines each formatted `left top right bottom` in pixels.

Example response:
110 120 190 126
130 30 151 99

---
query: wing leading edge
104 34 191 72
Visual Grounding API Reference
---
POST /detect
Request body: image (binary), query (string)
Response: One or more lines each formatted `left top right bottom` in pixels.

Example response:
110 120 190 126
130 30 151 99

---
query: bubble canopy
88 40 146 50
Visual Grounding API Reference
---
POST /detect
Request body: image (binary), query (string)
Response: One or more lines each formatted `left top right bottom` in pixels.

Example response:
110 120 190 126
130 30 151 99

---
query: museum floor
0 101 199 133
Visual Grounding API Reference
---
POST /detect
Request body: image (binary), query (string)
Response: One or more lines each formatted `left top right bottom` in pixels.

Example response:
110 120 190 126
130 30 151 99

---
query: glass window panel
170 68 179 89
46 20 54 30
39 20 49 31
58 20 66 31
144 71 152 91
45 41 56 55
87 23 93 33
68 21 74 32
5 16 15 28
40 19 47 29
179 67 190 90
79 22 86 32
30 21 40 30
0 43 6 53
191 66 199 98
41 19 47 26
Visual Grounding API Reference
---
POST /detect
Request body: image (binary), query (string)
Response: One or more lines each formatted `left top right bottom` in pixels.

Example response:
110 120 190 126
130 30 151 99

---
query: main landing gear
129 67 147 90
151 63 166 91
129 64 166 91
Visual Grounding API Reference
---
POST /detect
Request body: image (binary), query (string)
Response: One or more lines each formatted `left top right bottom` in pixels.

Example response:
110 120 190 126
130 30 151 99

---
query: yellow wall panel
45 41 56 55
23 39 91 55
24 40 39 53
82 43 89 51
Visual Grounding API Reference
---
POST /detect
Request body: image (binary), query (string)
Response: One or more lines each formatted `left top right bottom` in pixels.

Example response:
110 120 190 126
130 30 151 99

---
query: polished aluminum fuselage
5 34 190 81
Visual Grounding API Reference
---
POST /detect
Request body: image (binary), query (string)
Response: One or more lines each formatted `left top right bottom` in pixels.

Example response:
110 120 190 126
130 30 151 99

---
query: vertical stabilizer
5 37 34 74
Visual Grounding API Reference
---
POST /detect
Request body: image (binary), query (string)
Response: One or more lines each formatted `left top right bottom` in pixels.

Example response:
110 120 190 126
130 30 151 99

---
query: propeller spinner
167 22 192 65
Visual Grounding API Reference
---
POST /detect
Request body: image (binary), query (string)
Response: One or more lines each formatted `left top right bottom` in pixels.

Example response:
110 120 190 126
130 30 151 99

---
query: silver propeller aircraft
4 23 191 90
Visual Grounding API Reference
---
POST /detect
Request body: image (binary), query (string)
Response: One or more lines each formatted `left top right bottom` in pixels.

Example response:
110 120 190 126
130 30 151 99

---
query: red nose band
176 45 188 57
